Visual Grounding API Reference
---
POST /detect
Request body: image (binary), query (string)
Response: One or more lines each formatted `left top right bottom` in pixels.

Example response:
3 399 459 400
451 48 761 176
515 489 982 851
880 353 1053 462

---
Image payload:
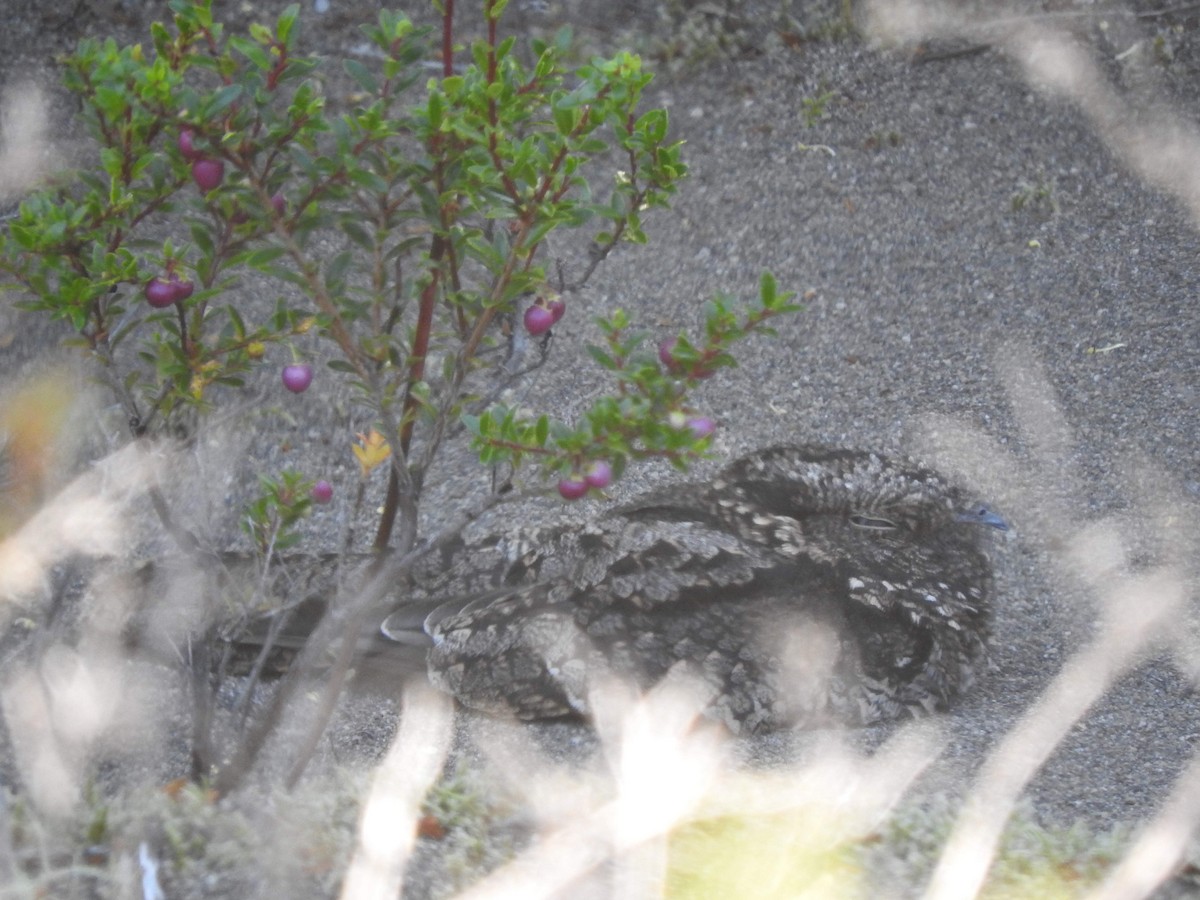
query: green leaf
189 223 215 257
344 59 378 95
208 84 243 117
552 102 580 136
325 250 353 290
277 3 299 45
348 167 388 194
587 345 617 370
759 270 777 306
245 246 288 268
634 108 668 143
227 304 246 339
249 23 274 45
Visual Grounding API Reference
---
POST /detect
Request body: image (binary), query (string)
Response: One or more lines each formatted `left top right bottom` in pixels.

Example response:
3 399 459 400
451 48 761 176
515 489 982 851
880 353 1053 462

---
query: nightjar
382 444 1005 734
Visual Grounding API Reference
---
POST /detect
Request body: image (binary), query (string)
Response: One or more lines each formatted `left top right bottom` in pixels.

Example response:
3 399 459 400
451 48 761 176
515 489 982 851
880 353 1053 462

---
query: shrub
0 0 798 790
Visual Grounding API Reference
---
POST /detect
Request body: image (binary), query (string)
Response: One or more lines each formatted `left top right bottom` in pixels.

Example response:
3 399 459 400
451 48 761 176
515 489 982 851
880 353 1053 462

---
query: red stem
442 0 454 77
373 233 447 551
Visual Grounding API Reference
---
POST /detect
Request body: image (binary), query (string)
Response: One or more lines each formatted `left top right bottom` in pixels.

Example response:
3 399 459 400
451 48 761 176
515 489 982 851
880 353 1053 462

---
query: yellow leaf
352 429 391 476
0 375 73 535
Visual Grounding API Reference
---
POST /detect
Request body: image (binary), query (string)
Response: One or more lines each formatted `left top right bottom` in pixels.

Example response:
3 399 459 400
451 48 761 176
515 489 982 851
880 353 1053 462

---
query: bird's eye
850 514 898 531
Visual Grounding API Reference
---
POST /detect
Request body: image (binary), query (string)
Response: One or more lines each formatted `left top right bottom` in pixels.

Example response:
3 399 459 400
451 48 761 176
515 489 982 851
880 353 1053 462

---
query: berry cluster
180 129 226 192
523 291 566 336
144 273 195 308
557 459 613 500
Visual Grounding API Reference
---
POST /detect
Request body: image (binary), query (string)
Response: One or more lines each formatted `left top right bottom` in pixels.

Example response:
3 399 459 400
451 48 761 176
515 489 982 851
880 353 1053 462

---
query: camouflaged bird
382 445 1006 734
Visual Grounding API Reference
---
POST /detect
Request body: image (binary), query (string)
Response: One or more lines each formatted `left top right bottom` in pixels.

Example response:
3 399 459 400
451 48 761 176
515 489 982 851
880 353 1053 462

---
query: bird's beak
956 506 1009 532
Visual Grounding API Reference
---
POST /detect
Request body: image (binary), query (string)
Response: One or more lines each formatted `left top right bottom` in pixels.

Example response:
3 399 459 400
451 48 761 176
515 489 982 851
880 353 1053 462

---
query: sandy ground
2 0 1200 888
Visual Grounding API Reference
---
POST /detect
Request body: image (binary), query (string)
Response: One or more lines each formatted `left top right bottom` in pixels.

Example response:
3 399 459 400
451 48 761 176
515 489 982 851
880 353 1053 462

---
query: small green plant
864 129 903 150
1149 25 1187 67
0 0 800 792
242 469 315 557
668 809 862 898
1011 174 1058 216
652 0 756 70
418 766 523 891
861 797 1131 898
801 89 837 126
781 0 859 44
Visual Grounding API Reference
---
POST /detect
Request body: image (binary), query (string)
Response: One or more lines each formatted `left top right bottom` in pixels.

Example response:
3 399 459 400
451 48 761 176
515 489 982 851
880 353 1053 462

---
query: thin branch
213 487 513 796
442 0 455 78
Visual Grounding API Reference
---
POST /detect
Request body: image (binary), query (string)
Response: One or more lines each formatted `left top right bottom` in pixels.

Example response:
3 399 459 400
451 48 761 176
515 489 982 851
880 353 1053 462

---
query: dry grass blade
339 683 453 900
0 83 56 206
924 570 1185 900
454 670 722 899
1087 747 1200 900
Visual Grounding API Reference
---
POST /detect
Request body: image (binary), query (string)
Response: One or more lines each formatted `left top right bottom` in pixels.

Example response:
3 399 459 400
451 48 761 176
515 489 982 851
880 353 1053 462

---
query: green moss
862 796 1131 899
413 765 525 897
668 809 862 899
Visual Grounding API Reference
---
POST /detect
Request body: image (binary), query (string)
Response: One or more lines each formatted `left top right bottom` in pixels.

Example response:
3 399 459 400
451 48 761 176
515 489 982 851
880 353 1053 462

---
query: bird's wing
400 513 823 723
383 512 785 640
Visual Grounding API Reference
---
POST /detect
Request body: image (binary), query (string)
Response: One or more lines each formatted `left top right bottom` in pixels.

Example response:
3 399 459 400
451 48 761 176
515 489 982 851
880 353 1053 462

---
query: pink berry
311 480 333 504
145 277 177 308
192 158 224 192
584 460 612 489
281 363 314 394
687 416 716 440
270 192 286 216
178 129 201 161
557 476 589 501
524 305 554 336
168 273 194 301
658 338 677 365
547 297 566 324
